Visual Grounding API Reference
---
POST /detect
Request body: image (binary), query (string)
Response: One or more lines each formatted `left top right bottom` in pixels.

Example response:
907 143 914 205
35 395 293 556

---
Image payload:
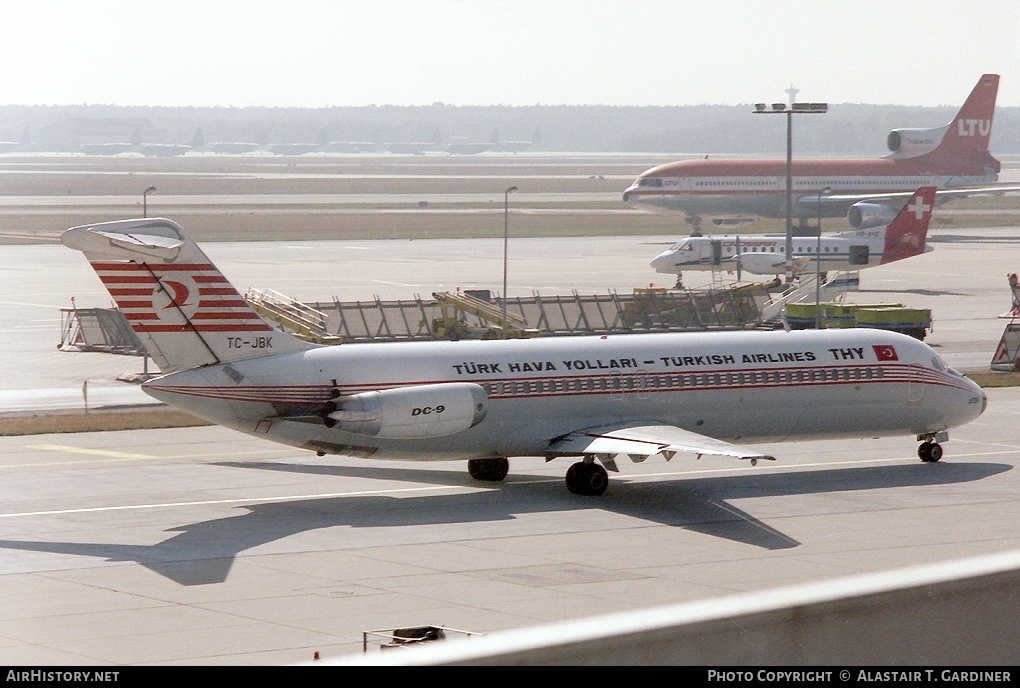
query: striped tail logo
92 261 272 334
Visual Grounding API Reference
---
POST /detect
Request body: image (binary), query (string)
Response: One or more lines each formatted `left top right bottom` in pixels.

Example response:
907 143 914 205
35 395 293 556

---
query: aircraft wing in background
798 184 1020 212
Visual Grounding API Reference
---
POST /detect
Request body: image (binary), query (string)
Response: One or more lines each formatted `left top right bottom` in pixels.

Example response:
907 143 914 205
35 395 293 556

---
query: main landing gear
466 456 609 496
565 459 609 496
918 441 943 463
467 457 509 481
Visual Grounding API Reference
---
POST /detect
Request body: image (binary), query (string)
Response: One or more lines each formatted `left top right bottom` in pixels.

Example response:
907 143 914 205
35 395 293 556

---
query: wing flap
547 423 775 463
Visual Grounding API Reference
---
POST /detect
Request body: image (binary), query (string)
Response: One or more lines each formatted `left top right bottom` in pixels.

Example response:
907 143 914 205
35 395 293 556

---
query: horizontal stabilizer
61 220 187 261
88 229 184 260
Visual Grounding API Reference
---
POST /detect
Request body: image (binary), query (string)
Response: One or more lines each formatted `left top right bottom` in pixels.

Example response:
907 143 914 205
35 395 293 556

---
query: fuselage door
849 245 869 266
907 364 923 405
710 240 722 266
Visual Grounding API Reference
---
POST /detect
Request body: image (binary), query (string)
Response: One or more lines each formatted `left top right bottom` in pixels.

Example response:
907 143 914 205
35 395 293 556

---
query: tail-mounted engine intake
322 382 488 439
886 125 949 159
847 201 899 230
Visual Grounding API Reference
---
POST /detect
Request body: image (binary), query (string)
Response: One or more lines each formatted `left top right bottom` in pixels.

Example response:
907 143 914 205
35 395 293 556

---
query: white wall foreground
323 550 1020 666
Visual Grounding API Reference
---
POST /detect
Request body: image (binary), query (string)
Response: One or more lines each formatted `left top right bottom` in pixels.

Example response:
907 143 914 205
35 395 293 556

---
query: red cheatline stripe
98 275 158 284
193 275 230 283
108 288 153 296
197 299 249 308
148 373 974 405
198 287 239 295
115 300 154 309
125 312 262 321
133 324 191 331
90 262 217 271
190 312 263 320
143 364 976 403
135 323 273 332
193 323 272 331
152 387 331 404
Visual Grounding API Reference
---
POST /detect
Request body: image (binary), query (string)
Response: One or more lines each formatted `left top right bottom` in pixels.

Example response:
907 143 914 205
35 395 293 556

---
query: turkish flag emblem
873 345 898 361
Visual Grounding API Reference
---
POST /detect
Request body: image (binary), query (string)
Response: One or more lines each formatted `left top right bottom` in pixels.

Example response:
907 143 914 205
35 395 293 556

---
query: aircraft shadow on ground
857 288 968 297
0 460 1008 586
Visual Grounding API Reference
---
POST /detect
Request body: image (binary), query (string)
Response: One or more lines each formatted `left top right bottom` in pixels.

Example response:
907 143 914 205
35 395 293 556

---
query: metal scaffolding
311 281 778 343
59 304 146 355
57 282 781 355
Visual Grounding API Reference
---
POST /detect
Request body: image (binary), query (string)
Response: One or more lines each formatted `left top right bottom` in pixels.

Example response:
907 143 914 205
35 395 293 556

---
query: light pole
752 101 827 283
142 186 157 217
815 186 832 329
501 185 518 339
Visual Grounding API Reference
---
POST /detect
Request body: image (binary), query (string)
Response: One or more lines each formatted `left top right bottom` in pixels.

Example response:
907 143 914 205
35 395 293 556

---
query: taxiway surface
1 228 1019 664
0 397 1018 664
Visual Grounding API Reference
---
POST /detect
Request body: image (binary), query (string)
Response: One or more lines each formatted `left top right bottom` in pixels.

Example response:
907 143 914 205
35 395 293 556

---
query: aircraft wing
546 423 775 470
728 253 810 276
796 184 1020 210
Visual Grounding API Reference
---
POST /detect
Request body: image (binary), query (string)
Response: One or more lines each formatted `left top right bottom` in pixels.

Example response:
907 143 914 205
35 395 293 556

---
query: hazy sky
6 1 1020 108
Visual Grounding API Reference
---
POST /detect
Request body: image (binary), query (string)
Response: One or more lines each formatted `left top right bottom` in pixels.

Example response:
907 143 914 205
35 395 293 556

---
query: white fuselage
649 232 930 276
624 172 980 220
142 328 985 461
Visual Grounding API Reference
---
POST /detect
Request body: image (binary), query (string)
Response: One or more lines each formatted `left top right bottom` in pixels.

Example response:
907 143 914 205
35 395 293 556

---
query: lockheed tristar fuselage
623 74 1010 229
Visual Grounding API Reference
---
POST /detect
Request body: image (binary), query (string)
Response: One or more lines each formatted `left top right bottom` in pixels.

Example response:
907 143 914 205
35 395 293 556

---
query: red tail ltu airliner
623 74 1016 232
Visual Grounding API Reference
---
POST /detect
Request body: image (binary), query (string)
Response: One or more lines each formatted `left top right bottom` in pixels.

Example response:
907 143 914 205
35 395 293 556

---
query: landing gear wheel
565 461 608 496
468 457 509 481
918 442 943 463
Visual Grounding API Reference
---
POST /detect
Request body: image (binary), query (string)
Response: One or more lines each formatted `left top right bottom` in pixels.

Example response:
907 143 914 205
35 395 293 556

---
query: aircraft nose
650 250 674 272
960 376 987 424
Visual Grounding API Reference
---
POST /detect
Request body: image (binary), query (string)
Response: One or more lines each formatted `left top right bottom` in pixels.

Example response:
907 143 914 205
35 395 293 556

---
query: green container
856 307 931 326
785 303 821 320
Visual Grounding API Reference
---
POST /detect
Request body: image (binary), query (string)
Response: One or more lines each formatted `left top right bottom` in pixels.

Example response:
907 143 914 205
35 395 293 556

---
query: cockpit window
669 242 693 252
638 178 664 188
932 355 962 376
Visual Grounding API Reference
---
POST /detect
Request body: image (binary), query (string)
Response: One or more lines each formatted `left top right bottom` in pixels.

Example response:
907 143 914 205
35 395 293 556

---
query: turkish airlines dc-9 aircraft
623 74 1013 231
63 219 986 495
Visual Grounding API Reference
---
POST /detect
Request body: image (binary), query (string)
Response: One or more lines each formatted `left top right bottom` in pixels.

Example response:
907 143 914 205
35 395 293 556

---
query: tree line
0 103 1017 155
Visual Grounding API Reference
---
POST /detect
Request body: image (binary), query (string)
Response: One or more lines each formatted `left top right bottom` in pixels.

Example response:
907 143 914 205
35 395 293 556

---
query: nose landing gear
918 441 943 463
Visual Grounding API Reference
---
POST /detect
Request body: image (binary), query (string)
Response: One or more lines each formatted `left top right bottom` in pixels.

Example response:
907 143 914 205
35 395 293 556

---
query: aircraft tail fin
919 73 1000 174
61 218 317 374
879 186 937 265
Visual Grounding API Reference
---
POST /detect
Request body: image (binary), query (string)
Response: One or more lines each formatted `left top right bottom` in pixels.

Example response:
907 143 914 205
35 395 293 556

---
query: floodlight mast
142 186 157 217
501 185 518 339
752 102 828 283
